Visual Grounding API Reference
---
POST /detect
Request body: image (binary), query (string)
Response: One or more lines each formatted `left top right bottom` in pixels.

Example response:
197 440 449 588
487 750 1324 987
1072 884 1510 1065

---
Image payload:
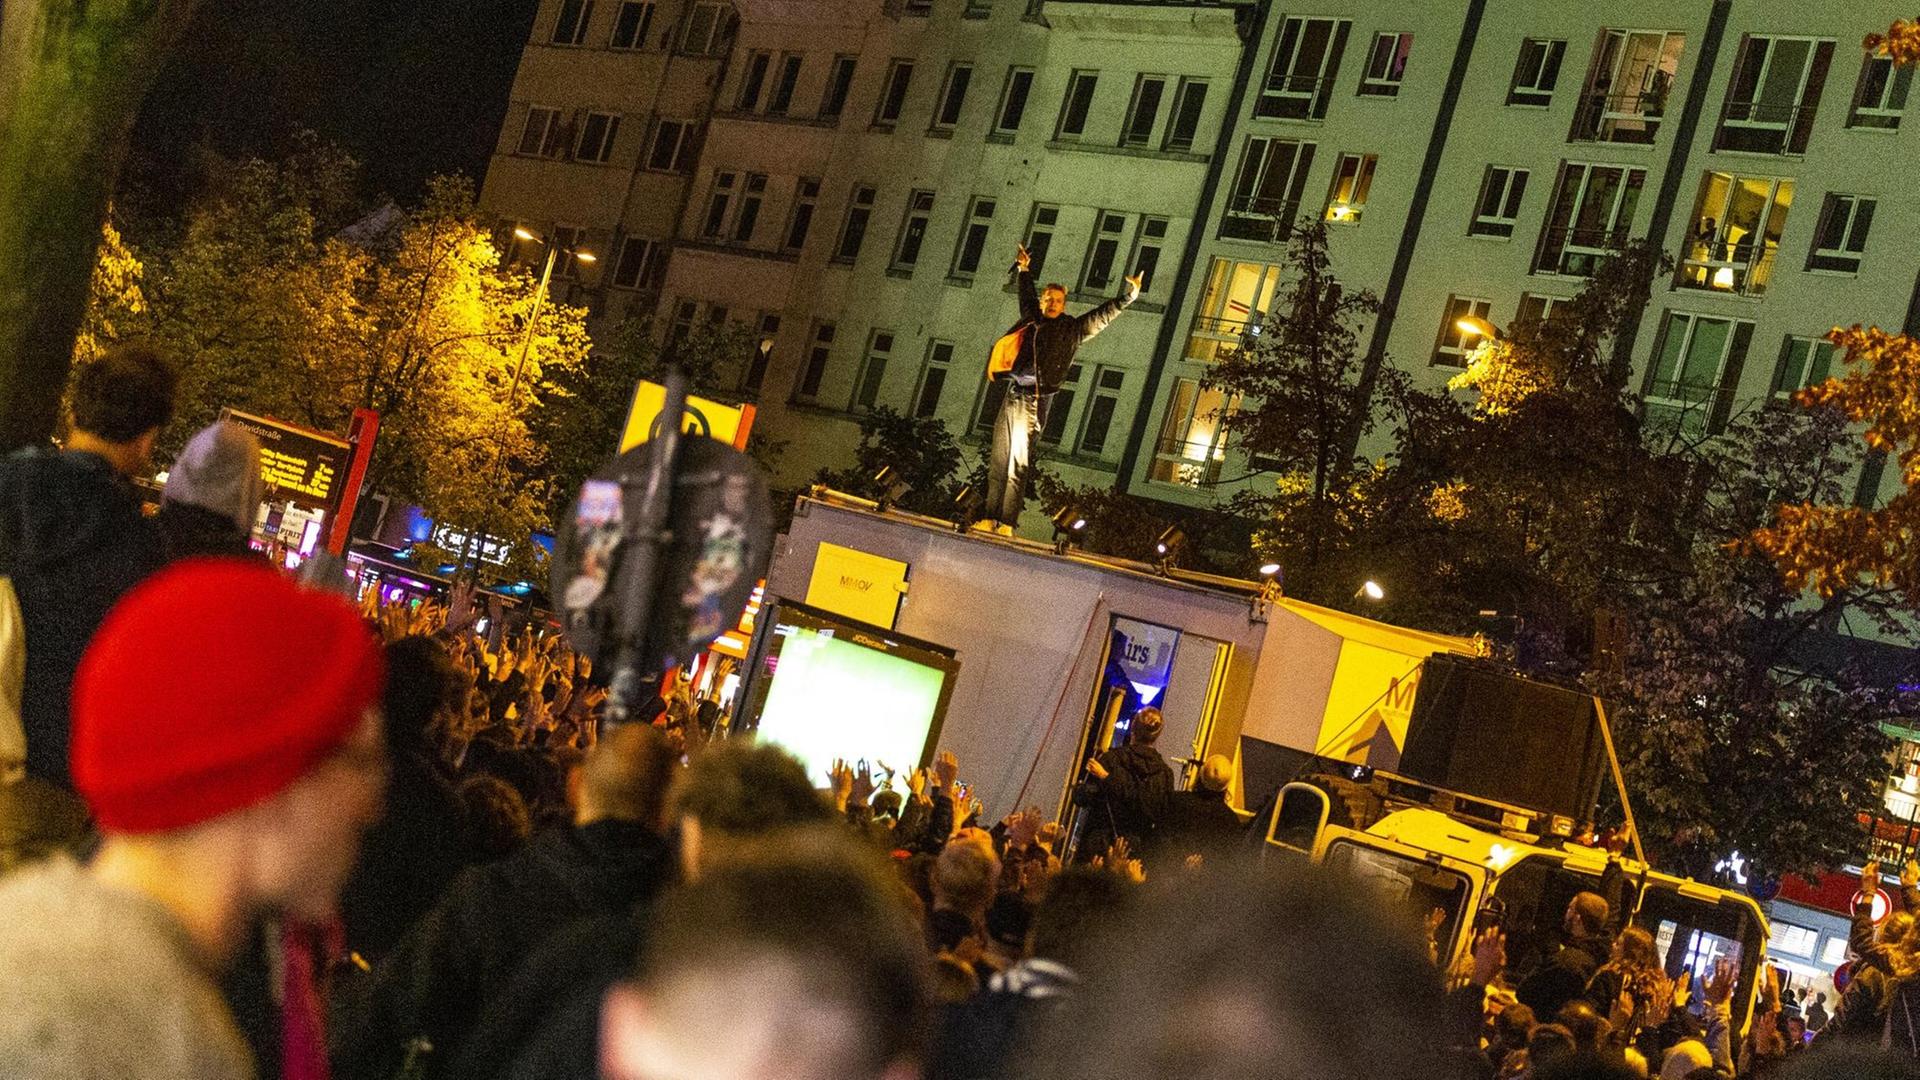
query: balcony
1219 197 1298 243
1532 224 1631 277
1676 240 1776 298
1714 100 1813 155
1569 92 1668 145
1253 74 1333 120
1642 381 1735 437
1150 435 1226 485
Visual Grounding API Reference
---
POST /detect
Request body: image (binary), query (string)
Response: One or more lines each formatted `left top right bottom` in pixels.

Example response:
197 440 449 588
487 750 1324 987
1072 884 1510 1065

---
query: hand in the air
1015 244 1031 273
1124 272 1144 303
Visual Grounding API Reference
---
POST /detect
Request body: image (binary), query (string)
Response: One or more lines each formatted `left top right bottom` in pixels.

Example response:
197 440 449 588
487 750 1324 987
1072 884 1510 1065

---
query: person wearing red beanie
0 559 388 1080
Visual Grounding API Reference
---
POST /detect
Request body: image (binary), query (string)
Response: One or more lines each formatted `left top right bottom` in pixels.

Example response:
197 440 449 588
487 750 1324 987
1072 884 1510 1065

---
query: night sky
128 0 535 210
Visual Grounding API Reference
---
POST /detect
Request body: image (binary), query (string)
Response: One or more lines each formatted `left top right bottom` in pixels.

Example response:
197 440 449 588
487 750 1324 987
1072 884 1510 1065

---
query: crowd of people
3 344 1920 1080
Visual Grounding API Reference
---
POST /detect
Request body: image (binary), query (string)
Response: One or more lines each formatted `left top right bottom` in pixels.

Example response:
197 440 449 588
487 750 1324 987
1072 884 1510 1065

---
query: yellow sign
805 543 908 629
620 381 755 452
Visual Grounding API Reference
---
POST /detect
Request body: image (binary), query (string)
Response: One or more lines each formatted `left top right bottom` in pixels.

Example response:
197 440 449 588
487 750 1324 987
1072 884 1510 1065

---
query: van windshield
1325 838 1472 961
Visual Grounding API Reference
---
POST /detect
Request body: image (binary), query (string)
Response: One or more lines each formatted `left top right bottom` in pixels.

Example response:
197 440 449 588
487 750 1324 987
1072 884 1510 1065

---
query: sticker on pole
551 437 773 672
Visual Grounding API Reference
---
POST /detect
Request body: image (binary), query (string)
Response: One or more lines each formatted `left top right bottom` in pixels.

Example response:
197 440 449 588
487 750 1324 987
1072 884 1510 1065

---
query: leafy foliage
815 406 968 517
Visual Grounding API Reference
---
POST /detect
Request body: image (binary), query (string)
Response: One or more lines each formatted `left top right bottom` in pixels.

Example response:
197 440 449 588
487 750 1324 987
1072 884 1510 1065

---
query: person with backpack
1072 707 1173 863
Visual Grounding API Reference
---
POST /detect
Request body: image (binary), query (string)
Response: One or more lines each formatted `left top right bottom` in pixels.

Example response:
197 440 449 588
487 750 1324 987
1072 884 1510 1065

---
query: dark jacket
1004 270 1129 398
1073 742 1173 860
1819 881 1920 1045
1516 930 1611 1022
0 449 165 788
930 958 1079 1080
1155 786 1244 866
329 818 675 1080
457 912 643 1080
155 501 256 562
337 751 477 963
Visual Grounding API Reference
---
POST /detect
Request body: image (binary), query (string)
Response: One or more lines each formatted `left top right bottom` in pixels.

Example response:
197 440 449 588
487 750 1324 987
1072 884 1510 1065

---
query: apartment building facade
481 0 1920 517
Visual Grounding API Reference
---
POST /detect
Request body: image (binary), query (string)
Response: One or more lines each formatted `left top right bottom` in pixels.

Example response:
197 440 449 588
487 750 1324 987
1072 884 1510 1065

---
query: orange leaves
1865 19 1920 66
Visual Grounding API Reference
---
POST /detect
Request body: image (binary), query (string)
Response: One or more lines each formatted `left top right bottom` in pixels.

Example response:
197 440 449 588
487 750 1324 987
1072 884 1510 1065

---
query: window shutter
1708 320 1753 434
1790 40 1835 153
1312 22 1351 119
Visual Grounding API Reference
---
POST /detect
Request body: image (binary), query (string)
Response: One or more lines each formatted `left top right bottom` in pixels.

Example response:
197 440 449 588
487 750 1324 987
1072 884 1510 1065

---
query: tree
815 407 967 517
79 150 592 575
0 0 210 449
1202 223 1380 584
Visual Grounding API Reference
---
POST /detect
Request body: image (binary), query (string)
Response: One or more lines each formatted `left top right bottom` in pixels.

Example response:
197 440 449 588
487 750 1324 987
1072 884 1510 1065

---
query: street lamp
1455 315 1501 342
459 227 596 579
1355 579 1385 602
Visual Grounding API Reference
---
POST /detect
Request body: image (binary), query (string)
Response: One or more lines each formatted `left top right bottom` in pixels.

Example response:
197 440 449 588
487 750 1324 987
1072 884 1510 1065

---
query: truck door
1264 782 1333 867
1322 834 1484 970
1635 881 1766 1036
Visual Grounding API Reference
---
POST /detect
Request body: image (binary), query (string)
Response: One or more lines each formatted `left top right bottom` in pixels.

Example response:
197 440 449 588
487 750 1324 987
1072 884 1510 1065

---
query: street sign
1852 887 1891 924
220 408 351 514
620 381 756 452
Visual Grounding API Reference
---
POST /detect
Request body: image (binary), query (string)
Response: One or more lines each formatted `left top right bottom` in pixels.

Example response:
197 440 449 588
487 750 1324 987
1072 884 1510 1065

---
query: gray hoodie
163 421 265 532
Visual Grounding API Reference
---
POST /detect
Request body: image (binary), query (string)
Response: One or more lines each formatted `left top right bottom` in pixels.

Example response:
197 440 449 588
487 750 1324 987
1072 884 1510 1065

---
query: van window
1638 884 1761 1035
1491 855 1604 985
1325 839 1472 961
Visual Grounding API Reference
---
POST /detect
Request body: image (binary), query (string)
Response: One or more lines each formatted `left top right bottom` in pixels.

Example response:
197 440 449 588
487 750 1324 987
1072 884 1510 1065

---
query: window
821 56 858 120
1469 166 1529 238
1323 152 1375 224
551 225 586 279
575 112 621 163
518 106 565 157
994 68 1035 136
680 1 733 56
742 314 780 393
1508 38 1565 106
1221 136 1315 242
1057 70 1098 138
611 236 665 289
1570 30 1685 144
1081 211 1127 292
1645 311 1754 435
1150 377 1232 485
1676 171 1792 296
1823 936 1851 967
914 342 953 419
1041 364 1082 444
972 379 1008 434
1533 162 1645 276
1129 217 1168 294
1255 16 1350 120
1714 36 1836 155
964 0 991 15
646 119 696 171
767 54 802 115
1164 78 1208 151
1359 32 1412 97
1121 76 1168 146
1185 258 1285 362
1078 367 1127 455
1432 296 1492 367
733 173 767 242
737 51 771 111
1516 293 1568 327
552 0 594 45
875 60 914 126
1850 52 1914 129
796 322 835 401
1772 335 1837 398
785 178 820 251
933 63 973 130
1808 193 1875 274
702 172 737 239
904 0 932 14
668 298 699 344
852 331 894 411
892 189 935 271
951 197 996 278
1768 922 1818 958
834 185 876 262
1023 204 1059 277
610 0 654 48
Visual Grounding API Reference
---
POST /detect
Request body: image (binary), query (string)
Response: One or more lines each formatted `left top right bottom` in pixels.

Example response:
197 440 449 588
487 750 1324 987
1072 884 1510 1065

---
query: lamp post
457 226 594 582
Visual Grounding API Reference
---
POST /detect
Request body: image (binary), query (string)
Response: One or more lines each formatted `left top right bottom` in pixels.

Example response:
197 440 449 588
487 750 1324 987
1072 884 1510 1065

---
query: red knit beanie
72 558 386 833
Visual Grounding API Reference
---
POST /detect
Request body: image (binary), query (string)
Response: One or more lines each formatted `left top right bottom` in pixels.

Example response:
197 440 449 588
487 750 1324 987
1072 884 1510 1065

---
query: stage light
950 483 980 531
1050 505 1087 554
872 464 910 512
1153 525 1186 573
1258 562 1281 577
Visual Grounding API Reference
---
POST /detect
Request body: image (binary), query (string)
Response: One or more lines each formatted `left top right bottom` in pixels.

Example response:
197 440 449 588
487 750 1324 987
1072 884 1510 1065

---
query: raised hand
908 767 931 805
1704 957 1736 1006
850 761 877 807
828 759 854 809
1472 927 1507 987
933 750 959 790
1864 860 1882 887
1124 272 1144 303
1015 244 1031 273
1903 859 1919 888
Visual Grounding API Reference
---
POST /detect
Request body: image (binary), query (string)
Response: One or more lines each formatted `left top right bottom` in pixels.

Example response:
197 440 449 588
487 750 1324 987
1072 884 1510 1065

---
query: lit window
1323 152 1376 224
1433 295 1491 367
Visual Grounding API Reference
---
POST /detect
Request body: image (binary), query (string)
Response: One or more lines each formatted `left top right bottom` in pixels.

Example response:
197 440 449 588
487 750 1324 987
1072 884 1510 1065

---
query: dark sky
128 0 535 210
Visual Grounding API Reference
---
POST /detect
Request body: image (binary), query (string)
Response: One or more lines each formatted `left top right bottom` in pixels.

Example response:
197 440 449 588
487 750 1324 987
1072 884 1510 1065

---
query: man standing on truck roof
977 246 1140 537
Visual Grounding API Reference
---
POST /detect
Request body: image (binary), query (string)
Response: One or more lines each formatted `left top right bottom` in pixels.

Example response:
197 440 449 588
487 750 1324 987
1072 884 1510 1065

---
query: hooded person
158 421 266 562
1071 706 1173 861
1156 753 1244 867
0 559 388 1080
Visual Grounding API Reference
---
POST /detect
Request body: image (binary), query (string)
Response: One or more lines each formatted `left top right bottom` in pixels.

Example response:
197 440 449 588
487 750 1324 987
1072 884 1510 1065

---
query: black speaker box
1397 655 1606 822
